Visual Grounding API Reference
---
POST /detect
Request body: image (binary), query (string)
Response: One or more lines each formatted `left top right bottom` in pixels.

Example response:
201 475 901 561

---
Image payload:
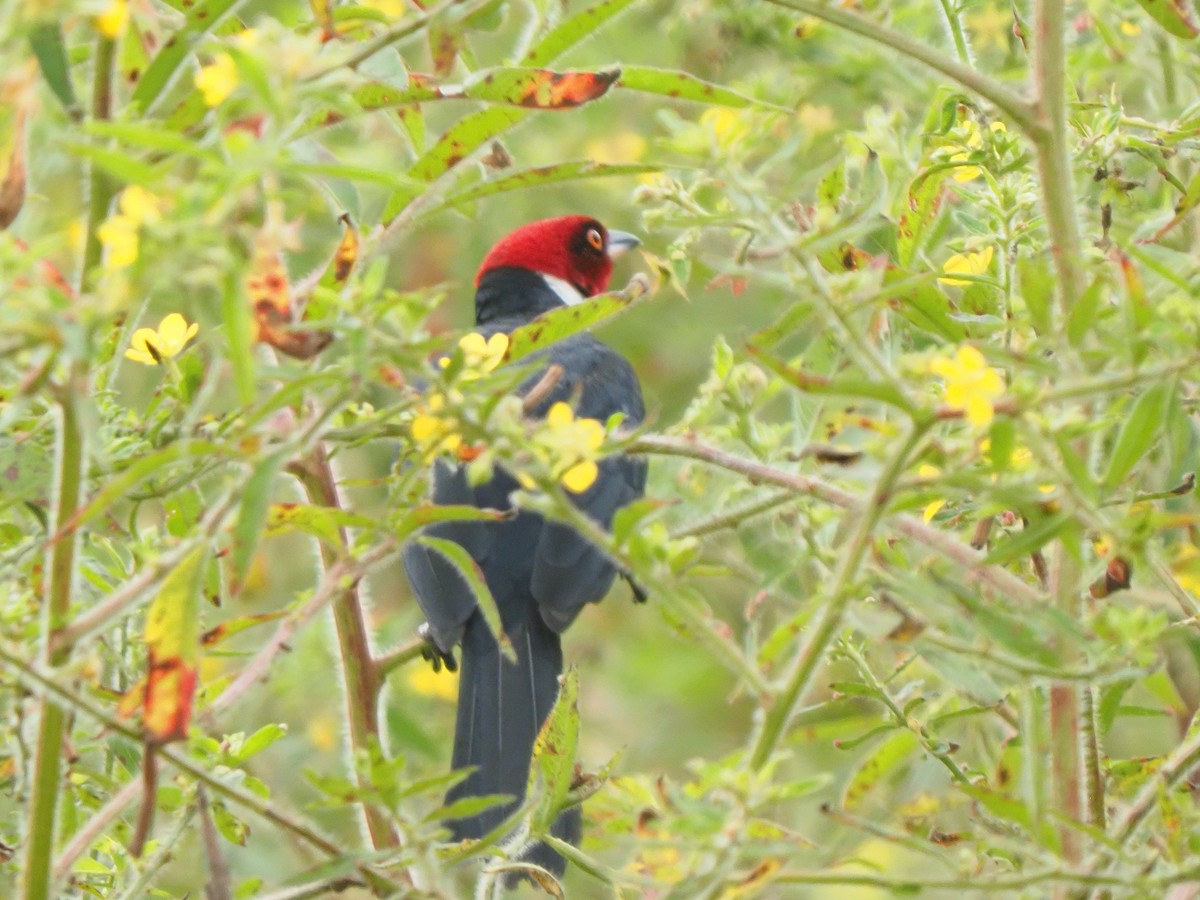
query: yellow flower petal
965 393 995 427
547 402 574 429
119 186 161 226
949 152 980 182
195 54 239 107
459 332 487 356
97 215 139 269
407 664 458 701
561 460 598 493
411 415 439 442
923 499 947 522
95 0 129 39
918 464 941 479
485 333 509 357
578 418 605 451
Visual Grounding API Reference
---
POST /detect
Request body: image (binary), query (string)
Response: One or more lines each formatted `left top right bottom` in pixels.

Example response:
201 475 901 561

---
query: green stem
1080 683 1105 830
937 0 973 65
762 0 1038 134
1031 0 1086 321
748 423 926 771
23 365 87 900
81 36 116 285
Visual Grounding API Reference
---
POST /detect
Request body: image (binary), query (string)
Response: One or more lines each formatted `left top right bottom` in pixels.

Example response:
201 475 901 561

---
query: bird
401 215 647 879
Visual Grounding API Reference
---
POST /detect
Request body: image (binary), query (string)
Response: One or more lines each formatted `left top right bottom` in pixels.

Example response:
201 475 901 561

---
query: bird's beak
606 230 640 259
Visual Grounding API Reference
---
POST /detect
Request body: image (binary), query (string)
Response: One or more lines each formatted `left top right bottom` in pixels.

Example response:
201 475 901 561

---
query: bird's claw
418 622 458 673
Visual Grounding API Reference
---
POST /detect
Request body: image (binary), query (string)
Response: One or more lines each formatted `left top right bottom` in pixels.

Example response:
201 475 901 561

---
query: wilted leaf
842 730 918 811
143 548 205 743
897 168 947 267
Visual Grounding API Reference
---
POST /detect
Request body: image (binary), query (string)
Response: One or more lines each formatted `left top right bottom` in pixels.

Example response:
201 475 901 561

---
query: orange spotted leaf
142 548 204 744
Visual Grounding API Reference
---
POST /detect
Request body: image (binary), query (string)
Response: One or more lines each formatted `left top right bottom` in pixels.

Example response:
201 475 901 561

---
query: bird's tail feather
446 607 581 876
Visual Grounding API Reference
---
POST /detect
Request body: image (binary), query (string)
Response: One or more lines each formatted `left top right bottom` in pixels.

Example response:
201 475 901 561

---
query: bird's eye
586 228 604 251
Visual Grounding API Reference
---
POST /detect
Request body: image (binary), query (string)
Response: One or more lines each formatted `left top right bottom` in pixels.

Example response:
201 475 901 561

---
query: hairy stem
289 445 396 850
748 424 926 771
762 0 1037 133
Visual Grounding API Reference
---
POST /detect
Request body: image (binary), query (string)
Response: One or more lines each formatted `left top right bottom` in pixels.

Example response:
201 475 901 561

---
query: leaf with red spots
142 548 204 744
504 275 654 366
529 666 580 834
200 611 287 647
1135 0 1199 38
617 66 782 110
245 234 333 360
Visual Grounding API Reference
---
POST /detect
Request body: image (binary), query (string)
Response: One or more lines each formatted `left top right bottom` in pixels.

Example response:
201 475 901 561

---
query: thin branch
197 787 232 900
52 778 141 882
374 639 427 681
748 424 927 771
1109 721 1200 846
762 0 1038 134
629 434 1045 606
0 644 402 894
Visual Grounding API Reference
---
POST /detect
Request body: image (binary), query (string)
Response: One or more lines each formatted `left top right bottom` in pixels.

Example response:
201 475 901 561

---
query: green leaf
617 66 777 109
63 143 164 187
1135 0 1199 38
232 723 288 762
889 279 968 342
427 793 513 822
529 666 580 833
85 120 221 161
391 503 508 541
896 167 947 267
29 23 76 114
131 0 249 114
982 512 1071 566
222 268 255 405
433 161 659 212
504 281 654 364
416 535 515 662
523 0 638 66
749 346 911 410
1102 383 1171 488
841 730 918 811
229 451 285 595
1066 278 1106 348
265 503 375 547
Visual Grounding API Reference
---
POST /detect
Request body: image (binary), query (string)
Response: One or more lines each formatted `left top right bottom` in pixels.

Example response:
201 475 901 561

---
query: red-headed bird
402 216 646 877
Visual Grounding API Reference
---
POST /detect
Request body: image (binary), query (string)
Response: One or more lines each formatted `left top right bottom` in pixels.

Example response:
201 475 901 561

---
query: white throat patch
541 273 586 307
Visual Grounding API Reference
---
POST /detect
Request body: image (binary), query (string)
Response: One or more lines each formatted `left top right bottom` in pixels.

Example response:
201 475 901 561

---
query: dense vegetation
4 0 1200 897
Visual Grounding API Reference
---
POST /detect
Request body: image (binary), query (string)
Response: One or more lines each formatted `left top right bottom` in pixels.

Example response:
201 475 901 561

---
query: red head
475 216 639 299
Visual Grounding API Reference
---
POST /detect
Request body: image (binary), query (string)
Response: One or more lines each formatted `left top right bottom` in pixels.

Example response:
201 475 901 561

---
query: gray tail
446 608 582 878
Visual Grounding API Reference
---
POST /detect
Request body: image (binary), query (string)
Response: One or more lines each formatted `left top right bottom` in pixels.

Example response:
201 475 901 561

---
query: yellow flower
411 393 463 457
119 185 161 226
95 0 129 39
917 464 946 522
361 0 406 16
939 246 994 286
586 132 647 164
966 4 1012 53
97 215 139 269
125 313 200 365
538 402 605 493
407 663 458 702
949 151 980 183
439 332 508 378
930 345 1005 428
195 54 239 107
1120 20 1141 37
701 107 749 147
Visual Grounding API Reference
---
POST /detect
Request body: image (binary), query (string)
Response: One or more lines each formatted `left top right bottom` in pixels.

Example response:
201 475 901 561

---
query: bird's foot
417 622 458 673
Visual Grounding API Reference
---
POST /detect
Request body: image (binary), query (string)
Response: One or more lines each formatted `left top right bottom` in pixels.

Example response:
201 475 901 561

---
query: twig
374 639 427 681
762 0 1038 134
197 787 232 900
52 778 142 882
521 364 565 414
629 434 1045 606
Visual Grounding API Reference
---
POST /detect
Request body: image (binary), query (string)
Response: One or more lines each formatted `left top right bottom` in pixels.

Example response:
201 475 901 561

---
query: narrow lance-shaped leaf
229 451 286 596
143 548 205 743
1134 0 1199 39
504 279 654 365
416 535 515 662
1102 383 1171 489
529 666 580 833
131 0 249 113
617 66 780 109
430 161 660 214
28 23 76 114
841 729 917 812
383 0 638 222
